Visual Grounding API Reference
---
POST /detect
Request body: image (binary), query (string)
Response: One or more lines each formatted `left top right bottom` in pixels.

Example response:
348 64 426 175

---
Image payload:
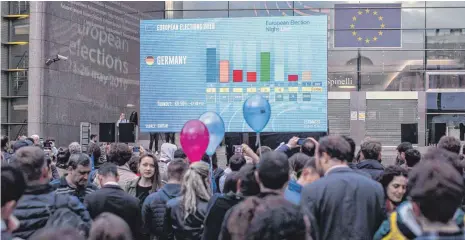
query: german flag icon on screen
145 56 155 65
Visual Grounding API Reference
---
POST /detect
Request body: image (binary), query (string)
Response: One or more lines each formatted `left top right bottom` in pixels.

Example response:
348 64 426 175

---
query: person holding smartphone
276 137 316 158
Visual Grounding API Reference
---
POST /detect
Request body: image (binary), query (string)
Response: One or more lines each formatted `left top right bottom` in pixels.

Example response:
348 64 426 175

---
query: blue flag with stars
334 4 401 48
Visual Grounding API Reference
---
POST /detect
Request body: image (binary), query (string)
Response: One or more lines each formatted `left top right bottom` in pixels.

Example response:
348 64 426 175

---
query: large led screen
140 16 327 132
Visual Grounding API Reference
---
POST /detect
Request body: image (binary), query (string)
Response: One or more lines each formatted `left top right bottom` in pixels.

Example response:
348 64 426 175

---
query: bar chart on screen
140 16 328 133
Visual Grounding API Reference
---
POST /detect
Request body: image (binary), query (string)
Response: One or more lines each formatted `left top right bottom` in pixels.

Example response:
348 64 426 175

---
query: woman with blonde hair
164 161 211 240
124 153 162 205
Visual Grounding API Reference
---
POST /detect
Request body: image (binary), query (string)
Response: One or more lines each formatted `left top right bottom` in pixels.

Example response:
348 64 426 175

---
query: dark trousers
149 133 159 152
165 133 175 144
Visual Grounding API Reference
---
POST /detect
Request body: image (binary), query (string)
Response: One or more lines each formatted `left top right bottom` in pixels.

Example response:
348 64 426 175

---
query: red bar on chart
219 60 229 83
288 75 298 82
233 70 243 82
247 72 257 82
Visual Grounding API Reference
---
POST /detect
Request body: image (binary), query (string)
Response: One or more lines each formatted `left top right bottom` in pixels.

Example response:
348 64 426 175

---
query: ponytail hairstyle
180 161 211 219
288 153 312 181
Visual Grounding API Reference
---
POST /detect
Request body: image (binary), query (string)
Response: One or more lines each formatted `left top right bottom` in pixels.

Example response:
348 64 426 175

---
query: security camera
56 54 68 61
45 54 68 66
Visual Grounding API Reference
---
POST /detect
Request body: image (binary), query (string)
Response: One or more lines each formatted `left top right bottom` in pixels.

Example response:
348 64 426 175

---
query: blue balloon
243 94 271 133
199 111 225 156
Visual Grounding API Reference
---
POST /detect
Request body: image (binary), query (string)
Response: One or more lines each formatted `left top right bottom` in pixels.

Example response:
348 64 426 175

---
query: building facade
1 1 464 157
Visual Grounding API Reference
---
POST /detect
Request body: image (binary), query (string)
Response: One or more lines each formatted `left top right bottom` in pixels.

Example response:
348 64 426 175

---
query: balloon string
256 132 262 157
209 155 216 193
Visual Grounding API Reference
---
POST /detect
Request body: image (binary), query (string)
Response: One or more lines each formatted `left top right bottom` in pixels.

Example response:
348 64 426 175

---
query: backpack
45 194 88 236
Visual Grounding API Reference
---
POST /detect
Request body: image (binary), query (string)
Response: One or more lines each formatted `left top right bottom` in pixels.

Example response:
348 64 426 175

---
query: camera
45 54 68 66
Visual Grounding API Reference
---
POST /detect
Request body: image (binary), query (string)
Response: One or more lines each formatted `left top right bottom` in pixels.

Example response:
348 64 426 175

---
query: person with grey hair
30 135 40 146
68 142 82 154
356 138 385 180
11 147 91 239
51 153 98 203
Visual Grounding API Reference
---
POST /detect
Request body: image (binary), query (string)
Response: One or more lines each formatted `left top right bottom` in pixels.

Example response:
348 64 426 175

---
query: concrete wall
29 1 164 145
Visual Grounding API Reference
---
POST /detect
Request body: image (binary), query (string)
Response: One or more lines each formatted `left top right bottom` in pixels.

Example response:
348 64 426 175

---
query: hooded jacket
159 143 177 182
142 183 182 239
374 202 465 240
357 159 385 180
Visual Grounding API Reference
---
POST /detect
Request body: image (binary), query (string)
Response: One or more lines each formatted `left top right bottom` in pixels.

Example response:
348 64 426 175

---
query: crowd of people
1 133 465 240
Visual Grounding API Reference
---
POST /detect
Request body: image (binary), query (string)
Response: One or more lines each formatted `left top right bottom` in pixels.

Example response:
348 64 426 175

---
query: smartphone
233 145 243 155
133 146 140 153
297 138 306 145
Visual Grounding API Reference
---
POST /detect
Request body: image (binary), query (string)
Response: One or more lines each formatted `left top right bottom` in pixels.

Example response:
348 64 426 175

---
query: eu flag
334 4 401 48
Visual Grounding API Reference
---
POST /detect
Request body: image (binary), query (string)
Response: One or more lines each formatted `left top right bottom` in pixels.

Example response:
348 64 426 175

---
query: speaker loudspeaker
119 123 135 143
99 123 116 142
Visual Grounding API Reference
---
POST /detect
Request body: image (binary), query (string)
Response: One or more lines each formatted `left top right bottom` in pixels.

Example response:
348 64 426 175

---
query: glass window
293 7 329 15
361 71 425 91
427 93 465 113
9 45 28 69
172 1 228 10
169 10 228 19
402 8 425 29
426 50 465 71
229 1 287 10
9 125 28 139
426 1 465 7
8 98 28 123
426 8 465 28
328 50 359 72
427 74 465 89
9 1 29 14
360 50 425 72
426 29 465 50
427 114 465 145
229 9 293 17
8 72 28 96
11 19 29 42
1 100 7 123
295 1 347 9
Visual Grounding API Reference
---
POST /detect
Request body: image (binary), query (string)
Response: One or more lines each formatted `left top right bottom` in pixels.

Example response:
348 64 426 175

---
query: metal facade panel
328 99 351 136
366 99 418 146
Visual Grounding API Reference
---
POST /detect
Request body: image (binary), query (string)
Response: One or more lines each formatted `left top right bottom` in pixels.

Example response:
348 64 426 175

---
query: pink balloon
180 120 210 163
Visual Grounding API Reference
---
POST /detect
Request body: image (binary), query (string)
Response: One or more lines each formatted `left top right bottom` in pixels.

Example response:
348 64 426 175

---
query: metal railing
14 119 28 140
12 50 28 96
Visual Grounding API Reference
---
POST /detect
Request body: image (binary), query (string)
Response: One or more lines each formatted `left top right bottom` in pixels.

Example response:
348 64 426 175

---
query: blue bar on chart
206 48 217 83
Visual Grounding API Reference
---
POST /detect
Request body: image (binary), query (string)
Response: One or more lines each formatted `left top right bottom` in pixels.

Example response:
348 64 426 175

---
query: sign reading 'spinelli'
145 56 155 65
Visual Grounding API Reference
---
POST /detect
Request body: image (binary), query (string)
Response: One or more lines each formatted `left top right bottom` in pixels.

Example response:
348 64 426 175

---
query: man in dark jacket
50 153 98 203
84 162 141 239
142 160 187 239
301 136 385 240
341 136 371 179
395 142 413 166
356 138 385 180
1 165 26 240
219 152 289 239
202 172 243 240
11 147 91 239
